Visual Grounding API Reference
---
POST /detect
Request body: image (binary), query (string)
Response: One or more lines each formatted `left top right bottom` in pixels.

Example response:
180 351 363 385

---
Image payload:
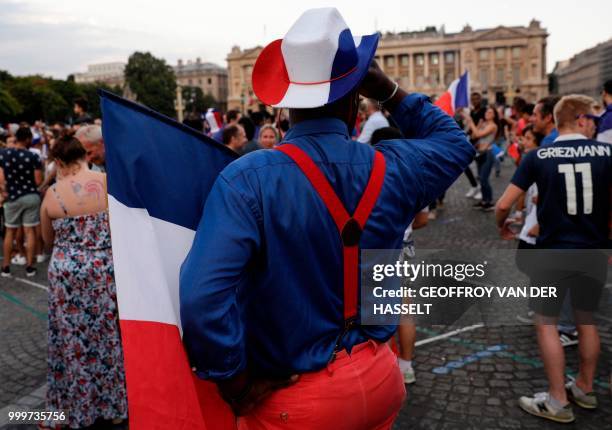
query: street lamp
174 85 184 122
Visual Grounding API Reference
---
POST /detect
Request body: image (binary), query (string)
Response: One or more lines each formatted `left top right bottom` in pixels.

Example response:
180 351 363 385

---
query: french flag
100 90 238 430
435 71 470 116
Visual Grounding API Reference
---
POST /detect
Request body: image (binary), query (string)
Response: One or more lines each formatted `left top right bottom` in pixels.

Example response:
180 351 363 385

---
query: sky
1 0 611 79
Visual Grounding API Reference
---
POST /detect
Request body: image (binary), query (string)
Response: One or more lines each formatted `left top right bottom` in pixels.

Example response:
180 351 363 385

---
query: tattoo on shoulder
70 179 105 204
84 180 104 201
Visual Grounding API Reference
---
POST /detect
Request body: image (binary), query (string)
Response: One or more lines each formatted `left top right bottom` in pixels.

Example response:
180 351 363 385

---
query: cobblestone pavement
0 159 610 429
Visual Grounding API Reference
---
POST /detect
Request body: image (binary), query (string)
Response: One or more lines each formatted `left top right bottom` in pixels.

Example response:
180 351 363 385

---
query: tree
124 52 177 117
6 76 68 122
0 85 22 118
182 86 218 113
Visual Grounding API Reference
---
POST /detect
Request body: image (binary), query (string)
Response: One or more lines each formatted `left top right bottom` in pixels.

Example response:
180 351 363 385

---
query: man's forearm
495 206 511 229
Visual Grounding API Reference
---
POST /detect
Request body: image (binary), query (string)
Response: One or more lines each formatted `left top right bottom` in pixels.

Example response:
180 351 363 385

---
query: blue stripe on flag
454 71 469 110
99 90 237 231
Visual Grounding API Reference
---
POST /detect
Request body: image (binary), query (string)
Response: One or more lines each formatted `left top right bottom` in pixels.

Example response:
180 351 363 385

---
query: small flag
435 71 470 116
100 90 238 430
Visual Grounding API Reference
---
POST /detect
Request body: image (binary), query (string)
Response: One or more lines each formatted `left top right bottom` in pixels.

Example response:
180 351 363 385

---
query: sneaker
516 310 535 324
36 254 48 263
465 186 479 198
403 365 416 385
480 202 495 212
566 381 597 409
518 392 575 423
559 331 579 348
1 266 10 277
11 254 26 265
473 191 483 200
25 266 36 277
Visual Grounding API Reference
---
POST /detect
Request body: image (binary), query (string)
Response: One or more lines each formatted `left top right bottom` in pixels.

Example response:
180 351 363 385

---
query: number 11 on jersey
558 163 593 215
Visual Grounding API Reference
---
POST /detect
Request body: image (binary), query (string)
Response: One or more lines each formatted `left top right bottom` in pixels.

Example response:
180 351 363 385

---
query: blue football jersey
511 138 611 248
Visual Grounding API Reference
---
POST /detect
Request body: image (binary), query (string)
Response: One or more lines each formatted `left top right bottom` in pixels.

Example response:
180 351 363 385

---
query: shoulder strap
276 144 386 324
51 185 69 216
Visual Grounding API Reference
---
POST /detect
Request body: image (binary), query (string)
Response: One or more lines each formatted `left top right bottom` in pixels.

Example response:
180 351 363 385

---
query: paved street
0 159 610 429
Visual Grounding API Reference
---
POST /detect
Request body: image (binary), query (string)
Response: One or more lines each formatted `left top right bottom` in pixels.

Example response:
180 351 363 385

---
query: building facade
551 39 612 99
73 62 125 87
173 59 229 110
226 20 549 111
226 46 263 112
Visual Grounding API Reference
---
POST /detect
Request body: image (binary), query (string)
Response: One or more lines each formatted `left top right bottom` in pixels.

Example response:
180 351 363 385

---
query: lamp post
174 85 185 122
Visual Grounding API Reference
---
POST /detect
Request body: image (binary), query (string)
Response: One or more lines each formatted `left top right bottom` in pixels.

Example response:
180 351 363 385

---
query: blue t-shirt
540 128 558 147
511 137 611 248
0 148 42 201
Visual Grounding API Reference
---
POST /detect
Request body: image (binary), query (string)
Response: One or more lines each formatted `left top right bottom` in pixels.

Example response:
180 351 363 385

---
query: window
495 48 505 60
496 67 505 84
415 54 424 66
479 68 488 87
445 52 455 64
431 71 440 85
386 56 395 67
479 49 489 61
512 66 521 85
445 71 454 86
431 53 439 65
208 78 212 84
416 74 425 86
400 55 409 66
512 47 522 59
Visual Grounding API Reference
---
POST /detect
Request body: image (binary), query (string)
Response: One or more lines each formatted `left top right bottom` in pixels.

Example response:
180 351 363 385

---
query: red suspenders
276 144 386 336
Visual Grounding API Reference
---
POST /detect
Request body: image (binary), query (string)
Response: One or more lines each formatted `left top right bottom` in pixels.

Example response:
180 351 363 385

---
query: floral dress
46 210 128 428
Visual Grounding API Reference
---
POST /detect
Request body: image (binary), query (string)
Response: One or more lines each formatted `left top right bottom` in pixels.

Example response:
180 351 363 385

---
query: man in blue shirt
211 110 241 144
496 94 611 424
180 8 473 428
532 95 560 146
596 79 612 143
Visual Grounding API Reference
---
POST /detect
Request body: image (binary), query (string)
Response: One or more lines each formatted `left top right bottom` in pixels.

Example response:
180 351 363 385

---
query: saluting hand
359 61 407 110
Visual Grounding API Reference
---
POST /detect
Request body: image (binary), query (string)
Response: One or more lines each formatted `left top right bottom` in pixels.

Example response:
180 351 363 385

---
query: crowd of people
1 33 611 427
1 100 125 429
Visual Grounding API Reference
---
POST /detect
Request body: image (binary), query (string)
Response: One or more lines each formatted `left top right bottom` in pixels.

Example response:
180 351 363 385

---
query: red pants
238 341 406 430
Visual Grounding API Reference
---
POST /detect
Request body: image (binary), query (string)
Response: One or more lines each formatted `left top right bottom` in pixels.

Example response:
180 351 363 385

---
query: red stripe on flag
434 92 454 116
120 320 236 430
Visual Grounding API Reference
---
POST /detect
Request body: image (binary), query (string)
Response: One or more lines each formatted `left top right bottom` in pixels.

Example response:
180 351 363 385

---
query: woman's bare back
45 169 107 220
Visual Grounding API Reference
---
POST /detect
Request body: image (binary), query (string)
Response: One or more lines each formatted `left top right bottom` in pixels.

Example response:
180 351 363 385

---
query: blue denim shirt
180 94 475 380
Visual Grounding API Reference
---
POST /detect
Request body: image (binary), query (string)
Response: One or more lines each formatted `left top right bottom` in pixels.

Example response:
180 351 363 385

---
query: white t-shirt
357 111 389 144
518 184 538 245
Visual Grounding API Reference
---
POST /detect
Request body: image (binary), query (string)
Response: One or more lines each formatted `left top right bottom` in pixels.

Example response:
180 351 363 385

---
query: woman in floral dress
39 136 127 429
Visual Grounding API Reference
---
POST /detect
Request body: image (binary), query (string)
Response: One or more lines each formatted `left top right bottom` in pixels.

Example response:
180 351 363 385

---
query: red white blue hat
252 8 379 109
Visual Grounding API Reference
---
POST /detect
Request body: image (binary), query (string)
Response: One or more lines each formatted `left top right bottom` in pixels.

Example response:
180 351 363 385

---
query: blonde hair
553 94 596 130
258 124 279 142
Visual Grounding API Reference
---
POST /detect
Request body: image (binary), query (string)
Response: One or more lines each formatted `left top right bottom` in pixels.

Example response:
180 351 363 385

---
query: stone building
173 58 229 110
551 38 612 99
226 46 263 112
226 20 549 111
73 62 125 87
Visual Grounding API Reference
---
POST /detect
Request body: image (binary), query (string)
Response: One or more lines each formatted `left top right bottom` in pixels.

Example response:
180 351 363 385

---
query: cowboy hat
252 8 379 109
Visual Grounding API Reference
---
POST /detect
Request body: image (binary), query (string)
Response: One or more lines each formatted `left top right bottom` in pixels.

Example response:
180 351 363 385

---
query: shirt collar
283 118 350 141
554 133 588 142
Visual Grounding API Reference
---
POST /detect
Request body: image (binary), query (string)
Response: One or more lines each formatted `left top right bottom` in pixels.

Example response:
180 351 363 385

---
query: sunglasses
576 113 601 123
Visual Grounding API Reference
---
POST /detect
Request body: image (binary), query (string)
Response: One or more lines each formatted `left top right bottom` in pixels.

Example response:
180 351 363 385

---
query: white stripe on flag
108 195 195 333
